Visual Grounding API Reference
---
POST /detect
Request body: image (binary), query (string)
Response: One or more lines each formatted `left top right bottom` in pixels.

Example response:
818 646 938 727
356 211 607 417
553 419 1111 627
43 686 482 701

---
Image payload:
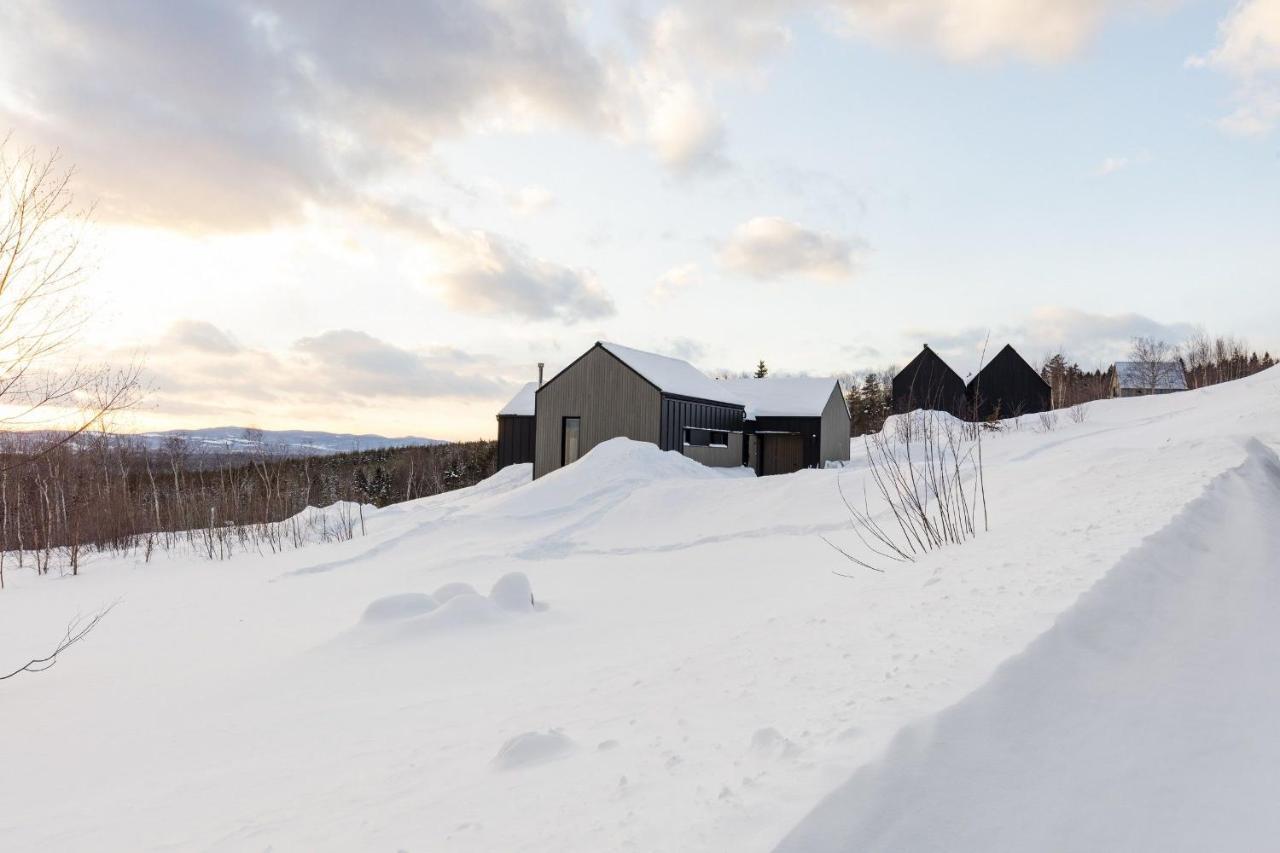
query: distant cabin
892 345 968 417
533 342 745 479
967 345 1052 419
1111 361 1188 397
721 377 851 475
496 381 537 468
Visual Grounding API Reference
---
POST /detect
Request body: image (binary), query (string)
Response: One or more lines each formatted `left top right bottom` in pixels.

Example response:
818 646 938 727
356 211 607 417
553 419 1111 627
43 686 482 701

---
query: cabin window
562 417 581 465
684 428 729 448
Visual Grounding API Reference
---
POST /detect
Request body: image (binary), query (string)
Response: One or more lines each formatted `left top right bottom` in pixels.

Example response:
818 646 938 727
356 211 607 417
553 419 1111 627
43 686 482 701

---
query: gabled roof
966 345 1050 392
497 381 537 416
597 342 744 406
1113 361 1188 391
719 377 842 419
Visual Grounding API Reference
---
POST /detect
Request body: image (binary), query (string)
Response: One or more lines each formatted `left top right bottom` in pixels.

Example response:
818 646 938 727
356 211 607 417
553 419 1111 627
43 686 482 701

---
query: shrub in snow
489 572 535 612
492 730 573 770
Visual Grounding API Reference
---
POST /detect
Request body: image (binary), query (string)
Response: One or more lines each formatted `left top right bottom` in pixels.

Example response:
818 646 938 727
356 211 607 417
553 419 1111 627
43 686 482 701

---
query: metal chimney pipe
537 362 545 386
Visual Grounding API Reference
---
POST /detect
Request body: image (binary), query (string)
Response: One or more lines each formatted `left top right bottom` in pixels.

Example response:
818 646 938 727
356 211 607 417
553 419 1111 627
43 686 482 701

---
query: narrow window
563 417 581 465
710 431 728 446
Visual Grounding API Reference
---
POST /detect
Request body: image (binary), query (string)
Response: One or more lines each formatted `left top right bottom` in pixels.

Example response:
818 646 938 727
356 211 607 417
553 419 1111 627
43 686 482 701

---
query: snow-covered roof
598 342 744 406
719 377 842 419
1113 361 1187 391
498 381 537 416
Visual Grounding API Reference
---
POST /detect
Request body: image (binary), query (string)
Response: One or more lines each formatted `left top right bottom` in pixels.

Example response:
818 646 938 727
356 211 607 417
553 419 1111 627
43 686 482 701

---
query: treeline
1181 333 1274 389
0 435 496 585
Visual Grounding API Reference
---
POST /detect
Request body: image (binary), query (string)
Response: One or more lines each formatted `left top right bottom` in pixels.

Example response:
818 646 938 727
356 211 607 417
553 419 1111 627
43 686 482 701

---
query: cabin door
759 434 805 476
562 417 581 466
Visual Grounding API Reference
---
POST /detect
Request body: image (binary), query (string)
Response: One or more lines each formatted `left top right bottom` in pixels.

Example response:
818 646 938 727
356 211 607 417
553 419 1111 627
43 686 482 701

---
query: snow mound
360 593 439 624
776 438 1280 853
751 727 802 761
489 438 750 518
357 573 541 635
490 572 534 612
432 582 479 604
493 730 575 770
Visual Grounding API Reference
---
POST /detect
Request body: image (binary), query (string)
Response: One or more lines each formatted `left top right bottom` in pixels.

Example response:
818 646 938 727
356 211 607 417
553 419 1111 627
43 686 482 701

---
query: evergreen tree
754 359 768 379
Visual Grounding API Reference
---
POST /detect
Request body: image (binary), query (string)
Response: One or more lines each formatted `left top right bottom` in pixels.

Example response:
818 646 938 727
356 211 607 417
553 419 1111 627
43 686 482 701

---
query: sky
1 0 1277 440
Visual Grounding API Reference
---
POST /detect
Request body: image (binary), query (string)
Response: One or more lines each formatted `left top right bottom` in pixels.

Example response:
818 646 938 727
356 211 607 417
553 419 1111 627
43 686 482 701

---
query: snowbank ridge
776 438 1280 853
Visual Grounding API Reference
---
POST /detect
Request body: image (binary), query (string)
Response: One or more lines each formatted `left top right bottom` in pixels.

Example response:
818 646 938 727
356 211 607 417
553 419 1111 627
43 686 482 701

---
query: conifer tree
754 360 768 379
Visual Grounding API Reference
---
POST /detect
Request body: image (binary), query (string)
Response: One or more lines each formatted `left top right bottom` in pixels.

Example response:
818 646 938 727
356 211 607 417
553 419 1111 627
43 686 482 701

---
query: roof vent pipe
537 362 545 387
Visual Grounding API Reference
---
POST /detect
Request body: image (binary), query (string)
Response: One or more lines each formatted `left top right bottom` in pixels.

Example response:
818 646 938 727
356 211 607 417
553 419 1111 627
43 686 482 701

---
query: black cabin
496 381 536 468
892 345 968 417
966 344 1052 420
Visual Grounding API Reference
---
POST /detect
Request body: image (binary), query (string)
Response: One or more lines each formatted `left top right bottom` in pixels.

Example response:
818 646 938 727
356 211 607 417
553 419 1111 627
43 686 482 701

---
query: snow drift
777 438 1280 853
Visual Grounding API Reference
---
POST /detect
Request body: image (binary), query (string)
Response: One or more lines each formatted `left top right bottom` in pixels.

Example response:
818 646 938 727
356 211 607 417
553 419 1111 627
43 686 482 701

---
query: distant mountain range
126 427 448 456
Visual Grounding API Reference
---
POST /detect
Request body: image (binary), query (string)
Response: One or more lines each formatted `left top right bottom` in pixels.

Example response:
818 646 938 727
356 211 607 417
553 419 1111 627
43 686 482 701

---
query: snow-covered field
2 367 1278 852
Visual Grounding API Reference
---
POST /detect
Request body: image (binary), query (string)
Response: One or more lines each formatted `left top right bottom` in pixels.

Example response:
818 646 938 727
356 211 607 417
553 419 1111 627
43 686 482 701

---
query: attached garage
722 377 852 476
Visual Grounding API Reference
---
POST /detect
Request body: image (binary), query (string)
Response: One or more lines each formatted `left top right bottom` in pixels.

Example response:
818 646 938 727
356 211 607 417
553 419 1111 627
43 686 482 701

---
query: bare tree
0 603 114 681
1128 336 1179 395
0 136 141 470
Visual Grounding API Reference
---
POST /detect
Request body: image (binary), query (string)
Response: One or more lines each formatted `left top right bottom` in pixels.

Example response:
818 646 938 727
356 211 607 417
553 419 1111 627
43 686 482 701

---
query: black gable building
891 345 968 417
967 345 1052 419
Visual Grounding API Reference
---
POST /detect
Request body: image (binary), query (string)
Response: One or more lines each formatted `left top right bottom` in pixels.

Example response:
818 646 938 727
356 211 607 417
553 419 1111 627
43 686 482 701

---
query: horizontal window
684 428 730 447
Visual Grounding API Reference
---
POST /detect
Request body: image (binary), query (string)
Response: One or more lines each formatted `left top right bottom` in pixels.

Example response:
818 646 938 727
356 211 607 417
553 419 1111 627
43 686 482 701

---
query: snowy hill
124 426 447 455
1 366 1278 852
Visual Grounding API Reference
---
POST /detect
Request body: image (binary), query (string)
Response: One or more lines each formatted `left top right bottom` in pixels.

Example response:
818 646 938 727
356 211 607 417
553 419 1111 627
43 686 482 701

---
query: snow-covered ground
2 367 1278 852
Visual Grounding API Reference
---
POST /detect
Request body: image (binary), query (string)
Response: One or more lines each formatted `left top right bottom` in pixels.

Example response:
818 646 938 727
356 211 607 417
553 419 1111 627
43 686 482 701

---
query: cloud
829 0 1147 63
163 320 242 355
719 216 862 281
1093 150 1149 176
365 201 614 323
653 263 702 299
1188 0 1280 135
135 321 511 418
431 227 615 322
507 186 556 216
0 0 607 229
905 306 1199 372
647 82 727 174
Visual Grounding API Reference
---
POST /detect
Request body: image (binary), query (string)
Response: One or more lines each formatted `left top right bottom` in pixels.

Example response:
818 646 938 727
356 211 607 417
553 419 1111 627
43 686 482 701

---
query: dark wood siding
748 416 821 470
496 415 536 468
967 345 1051 419
659 396 745 452
892 346 968 417
759 434 806 476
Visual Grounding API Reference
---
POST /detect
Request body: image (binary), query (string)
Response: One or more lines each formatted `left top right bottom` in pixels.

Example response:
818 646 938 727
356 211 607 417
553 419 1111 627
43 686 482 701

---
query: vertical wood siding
533 347 660 478
496 415 536 468
820 383 852 464
658 397 745 452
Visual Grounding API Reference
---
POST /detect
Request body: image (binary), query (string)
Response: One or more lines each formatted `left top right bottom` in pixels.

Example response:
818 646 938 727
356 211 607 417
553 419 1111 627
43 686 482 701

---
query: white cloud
829 0 1137 63
646 82 727 174
719 216 862 281
0 0 607 229
138 322 510 413
507 186 556 216
1093 151 1148 176
1188 0 1280 135
431 227 615 322
653 263 702 299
